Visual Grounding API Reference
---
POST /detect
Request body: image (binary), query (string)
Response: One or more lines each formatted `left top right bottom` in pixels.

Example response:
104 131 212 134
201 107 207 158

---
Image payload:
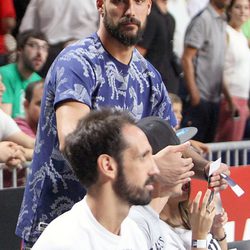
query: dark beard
104 15 143 46
113 163 154 206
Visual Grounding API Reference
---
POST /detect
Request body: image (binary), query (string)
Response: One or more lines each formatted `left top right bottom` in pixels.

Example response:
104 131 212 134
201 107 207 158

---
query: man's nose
124 0 135 17
149 158 160 176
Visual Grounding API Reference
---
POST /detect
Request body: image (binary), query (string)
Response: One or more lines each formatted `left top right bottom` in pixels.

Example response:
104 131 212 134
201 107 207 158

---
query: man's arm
0 103 12 116
56 101 90 151
182 46 200 106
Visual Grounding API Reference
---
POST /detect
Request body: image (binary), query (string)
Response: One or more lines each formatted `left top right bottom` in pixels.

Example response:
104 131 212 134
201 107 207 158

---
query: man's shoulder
0 63 17 74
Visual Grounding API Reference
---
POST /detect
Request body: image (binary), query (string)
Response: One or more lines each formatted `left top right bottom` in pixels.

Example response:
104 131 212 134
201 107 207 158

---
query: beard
103 13 144 46
113 163 154 206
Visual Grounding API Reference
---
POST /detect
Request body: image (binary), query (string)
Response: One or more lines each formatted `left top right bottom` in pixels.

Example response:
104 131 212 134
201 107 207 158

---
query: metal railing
0 163 29 189
1 141 250 189
207 140 250 166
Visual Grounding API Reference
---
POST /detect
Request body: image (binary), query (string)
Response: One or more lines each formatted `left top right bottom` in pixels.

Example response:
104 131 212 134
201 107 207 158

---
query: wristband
215 232 227 242
192 239 207 248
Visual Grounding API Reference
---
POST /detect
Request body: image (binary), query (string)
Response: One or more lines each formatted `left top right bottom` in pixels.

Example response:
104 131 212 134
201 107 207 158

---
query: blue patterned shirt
16 33 177 244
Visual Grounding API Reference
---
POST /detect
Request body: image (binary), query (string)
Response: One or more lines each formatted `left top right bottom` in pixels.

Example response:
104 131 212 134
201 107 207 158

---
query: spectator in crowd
16 0 229 248
0 0 17 66
181 0 231 142
137 0 183 94
215 0 250 142
19 0 99 77
0 79 34 186
129 115 215 250
160 181 228 250
15 80 43 138
32 109 157 249
169 92 209 155
0 29 48 118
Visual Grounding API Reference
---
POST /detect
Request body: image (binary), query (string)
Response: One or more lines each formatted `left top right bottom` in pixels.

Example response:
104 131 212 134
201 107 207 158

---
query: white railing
207 140 250 166
1 141 250 189
0 163 29 189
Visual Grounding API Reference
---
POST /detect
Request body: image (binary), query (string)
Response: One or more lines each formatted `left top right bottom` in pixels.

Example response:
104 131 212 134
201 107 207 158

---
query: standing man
0 29 48 118
32 109 158 249
181 0 231 142
16 0 228 248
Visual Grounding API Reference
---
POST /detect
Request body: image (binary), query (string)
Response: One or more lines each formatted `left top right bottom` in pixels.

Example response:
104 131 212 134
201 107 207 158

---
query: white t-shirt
32 197 148 250
159 220 221 250
0 109 20 140
129 205 176 250
224 25 250 99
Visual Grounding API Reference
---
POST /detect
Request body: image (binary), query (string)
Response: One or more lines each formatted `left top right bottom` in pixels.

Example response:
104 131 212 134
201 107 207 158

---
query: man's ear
147 0 152 15
97 154 118 180
96 0 103 12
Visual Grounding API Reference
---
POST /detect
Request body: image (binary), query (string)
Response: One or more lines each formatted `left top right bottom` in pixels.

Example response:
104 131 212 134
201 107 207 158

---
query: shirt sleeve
51 47 96 109
0 68 14 104
0 110 20 140
184 15 207 49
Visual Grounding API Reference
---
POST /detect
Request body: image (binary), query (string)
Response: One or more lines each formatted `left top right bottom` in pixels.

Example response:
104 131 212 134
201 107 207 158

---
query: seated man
32 108 159 249
0 29 48 118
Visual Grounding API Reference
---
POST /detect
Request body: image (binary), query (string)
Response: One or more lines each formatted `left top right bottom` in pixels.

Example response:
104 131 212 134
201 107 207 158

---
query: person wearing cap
130 116 220 250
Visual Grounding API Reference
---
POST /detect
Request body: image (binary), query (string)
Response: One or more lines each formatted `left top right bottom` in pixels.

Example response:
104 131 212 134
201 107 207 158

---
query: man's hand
205 162 230 192
0 141 26 169
153 141 195 186
0 141 16 163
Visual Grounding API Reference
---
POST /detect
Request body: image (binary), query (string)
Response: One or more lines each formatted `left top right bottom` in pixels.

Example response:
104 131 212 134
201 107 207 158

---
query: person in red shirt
0 0 16 65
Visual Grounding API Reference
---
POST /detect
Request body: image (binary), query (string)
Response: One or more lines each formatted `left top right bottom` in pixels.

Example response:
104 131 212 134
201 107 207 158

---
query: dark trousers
181 99 220 143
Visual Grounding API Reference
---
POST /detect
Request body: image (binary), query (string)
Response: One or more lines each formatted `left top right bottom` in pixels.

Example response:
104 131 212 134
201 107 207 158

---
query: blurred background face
212 0 232 9
229 0 250 27
25 83 43 126
20 37 48 72
172 102 183 130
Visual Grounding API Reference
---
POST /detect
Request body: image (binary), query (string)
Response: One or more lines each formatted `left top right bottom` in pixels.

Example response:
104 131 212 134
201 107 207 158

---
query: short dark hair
17 29 48 50
63 109 136 188
25 80 44 102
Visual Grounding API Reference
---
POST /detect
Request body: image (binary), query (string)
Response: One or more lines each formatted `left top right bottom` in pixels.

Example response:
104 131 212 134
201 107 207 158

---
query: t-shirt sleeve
184 16 207 49
51 48 96 109
0 68 14 104
0 110 20 140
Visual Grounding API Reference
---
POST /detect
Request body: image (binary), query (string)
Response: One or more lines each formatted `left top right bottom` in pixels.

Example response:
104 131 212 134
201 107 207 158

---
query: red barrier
191 166 250 241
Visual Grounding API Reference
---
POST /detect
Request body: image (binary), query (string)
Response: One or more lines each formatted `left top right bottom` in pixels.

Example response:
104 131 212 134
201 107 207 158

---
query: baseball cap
137 116 197 154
